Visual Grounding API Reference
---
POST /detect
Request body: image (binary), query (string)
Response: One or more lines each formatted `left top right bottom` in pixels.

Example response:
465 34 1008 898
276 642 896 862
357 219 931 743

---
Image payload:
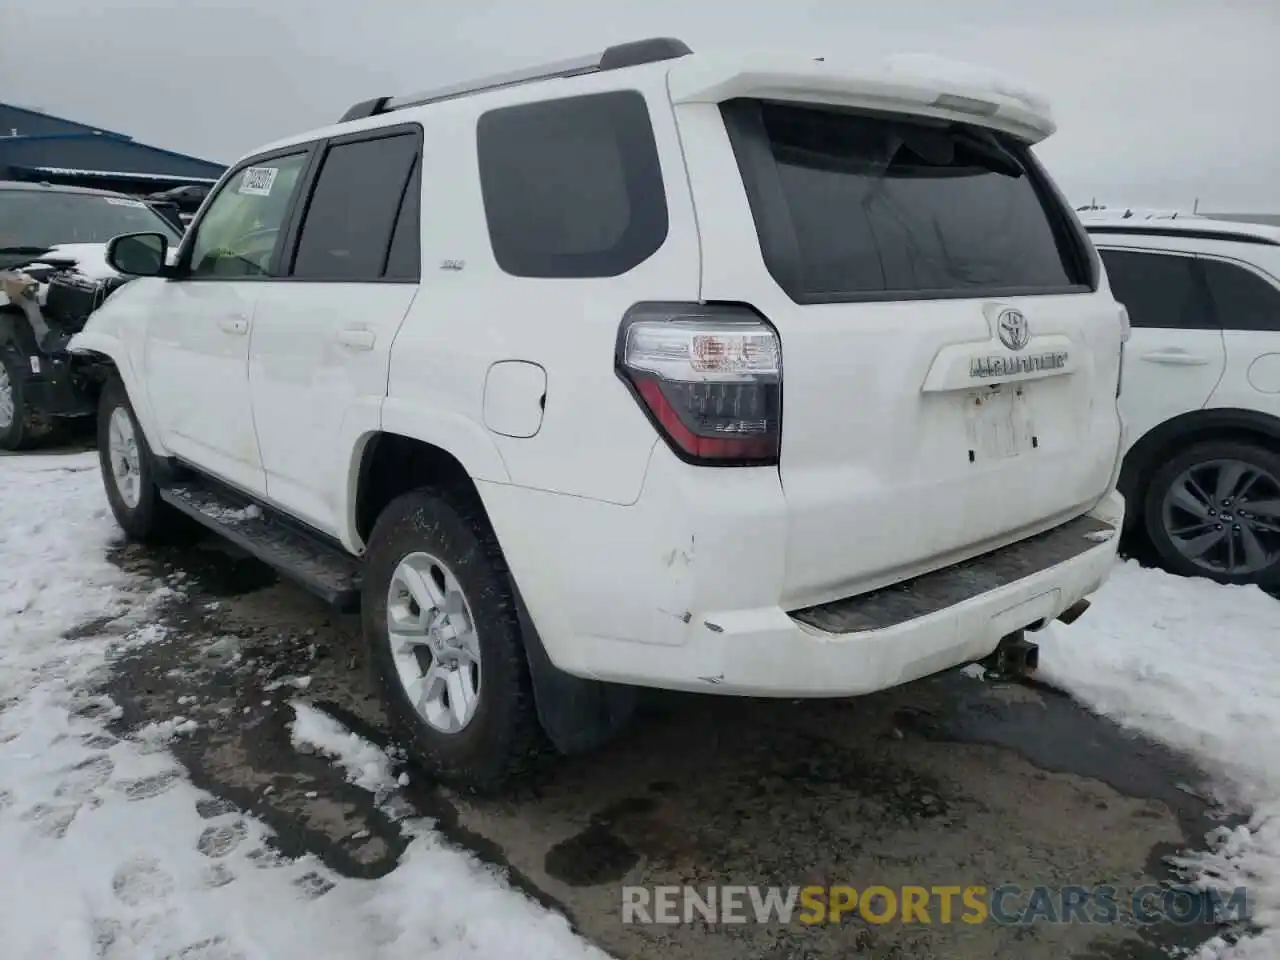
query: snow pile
1043 561 1280 958
38 242 121 281
0 454 603 960
289 701 399 795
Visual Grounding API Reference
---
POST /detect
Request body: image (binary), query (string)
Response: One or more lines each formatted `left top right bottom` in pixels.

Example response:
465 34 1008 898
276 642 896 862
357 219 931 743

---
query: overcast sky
2 0 1276 210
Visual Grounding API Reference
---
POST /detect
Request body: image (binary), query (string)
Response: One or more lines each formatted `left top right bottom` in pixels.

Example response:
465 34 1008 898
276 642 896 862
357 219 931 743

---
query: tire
1143 439 1280 586
97 375 188 542
362 488 544 793
0 351 54 451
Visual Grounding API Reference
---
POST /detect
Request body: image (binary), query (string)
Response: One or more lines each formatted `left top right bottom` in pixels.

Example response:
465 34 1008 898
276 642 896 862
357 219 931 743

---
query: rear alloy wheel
386 551 484 736
1144 440 1280 585
362 488 543 793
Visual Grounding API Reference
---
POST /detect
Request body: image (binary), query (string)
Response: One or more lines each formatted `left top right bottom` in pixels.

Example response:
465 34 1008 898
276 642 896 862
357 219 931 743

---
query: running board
158 481 361 611
789 514 1115 634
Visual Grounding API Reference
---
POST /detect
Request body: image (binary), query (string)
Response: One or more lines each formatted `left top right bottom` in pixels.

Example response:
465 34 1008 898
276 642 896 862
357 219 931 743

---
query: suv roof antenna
338 37 692 122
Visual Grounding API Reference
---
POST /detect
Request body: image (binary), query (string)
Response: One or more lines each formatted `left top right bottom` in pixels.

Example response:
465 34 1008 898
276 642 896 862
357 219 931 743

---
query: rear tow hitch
981 630 1040 679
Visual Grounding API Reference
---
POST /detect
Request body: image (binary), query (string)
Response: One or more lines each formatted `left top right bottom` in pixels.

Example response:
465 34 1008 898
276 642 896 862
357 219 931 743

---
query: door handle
1139 349 1211 367
219 315 249 335
337 328 376 351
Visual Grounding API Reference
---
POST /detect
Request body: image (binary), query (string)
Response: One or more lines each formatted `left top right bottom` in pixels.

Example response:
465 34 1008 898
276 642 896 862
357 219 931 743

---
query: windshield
0 189 183 249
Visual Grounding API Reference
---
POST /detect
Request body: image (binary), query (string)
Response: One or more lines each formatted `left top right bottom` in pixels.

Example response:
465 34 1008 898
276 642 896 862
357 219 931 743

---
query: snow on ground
289 701 400 796
0 454 602 960
4 449 1280 959
1043 561 1280 959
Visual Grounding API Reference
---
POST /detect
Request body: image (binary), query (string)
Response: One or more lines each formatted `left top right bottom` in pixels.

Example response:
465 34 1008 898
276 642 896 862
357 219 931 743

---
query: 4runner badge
971 352 1069 379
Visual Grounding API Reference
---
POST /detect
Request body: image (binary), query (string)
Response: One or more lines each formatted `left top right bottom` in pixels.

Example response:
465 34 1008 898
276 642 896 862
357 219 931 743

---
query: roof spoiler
337 36 692 123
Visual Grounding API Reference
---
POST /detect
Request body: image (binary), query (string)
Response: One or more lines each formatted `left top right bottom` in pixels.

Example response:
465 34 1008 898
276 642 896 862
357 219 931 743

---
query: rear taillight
616 302 781 466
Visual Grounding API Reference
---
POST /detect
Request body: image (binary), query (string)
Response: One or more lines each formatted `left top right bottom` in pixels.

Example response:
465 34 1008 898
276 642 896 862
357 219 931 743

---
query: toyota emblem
997 309 1030 351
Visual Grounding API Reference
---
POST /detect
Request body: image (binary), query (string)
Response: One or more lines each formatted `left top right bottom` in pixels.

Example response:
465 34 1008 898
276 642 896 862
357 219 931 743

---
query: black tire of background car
1143 438 1280 587
0 351 57 452
361 487 546 794
96 376 190 542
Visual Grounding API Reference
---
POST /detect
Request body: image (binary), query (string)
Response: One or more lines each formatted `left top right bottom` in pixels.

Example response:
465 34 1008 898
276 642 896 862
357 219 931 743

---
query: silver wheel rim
0 365 14 431
107 406 143 509
386 552 482 734
1162 458 1280 576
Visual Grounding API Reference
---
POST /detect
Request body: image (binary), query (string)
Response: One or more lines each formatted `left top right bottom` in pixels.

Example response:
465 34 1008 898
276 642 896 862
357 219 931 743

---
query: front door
144 150 311 494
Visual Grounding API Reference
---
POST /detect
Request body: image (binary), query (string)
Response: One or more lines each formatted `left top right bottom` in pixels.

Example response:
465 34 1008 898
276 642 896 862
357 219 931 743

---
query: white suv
1083 214 1280 586
70 37 1126 789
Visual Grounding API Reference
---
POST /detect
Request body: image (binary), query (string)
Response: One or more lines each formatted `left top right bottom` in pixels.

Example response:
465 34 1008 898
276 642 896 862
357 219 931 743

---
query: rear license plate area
965 384 1034 461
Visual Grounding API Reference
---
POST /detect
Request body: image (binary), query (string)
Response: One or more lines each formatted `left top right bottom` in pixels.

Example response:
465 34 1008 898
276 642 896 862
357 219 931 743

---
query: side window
188 153 309 278
1200 259 1280 333
475 90 668 279
1098 249 1215 330
291 132 420 281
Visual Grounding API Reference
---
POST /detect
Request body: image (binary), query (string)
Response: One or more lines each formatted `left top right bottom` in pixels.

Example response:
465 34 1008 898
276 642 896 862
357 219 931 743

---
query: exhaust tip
980 631 1040 679
1057 599 1091 626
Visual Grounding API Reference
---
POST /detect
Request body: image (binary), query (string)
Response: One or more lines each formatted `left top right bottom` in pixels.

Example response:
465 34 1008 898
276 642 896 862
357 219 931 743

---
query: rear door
1199 255 1280 421
1098 247 1226 454
248 126 422 536
676 98 1123 608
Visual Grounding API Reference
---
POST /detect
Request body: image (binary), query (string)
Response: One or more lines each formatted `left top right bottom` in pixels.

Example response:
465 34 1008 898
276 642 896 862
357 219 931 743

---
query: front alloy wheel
107 405 143 509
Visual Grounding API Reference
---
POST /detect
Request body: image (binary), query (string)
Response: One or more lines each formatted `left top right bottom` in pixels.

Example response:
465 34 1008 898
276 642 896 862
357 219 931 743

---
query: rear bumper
481 440 1124 696
607 499 1120 697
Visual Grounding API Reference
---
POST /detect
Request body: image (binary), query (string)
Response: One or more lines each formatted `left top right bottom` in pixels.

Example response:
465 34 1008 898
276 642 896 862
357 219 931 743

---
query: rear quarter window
475 90 668 279
1200 258 1280 333
721 100 1094 304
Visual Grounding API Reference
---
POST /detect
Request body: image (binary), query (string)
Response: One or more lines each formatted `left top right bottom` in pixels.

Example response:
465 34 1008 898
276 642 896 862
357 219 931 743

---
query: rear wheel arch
351 431 638 762
352 433 490 548
1121 407 1280 529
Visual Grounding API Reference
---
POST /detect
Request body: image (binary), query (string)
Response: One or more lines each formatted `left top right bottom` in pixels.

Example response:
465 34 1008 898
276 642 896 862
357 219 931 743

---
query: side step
159 481 362 611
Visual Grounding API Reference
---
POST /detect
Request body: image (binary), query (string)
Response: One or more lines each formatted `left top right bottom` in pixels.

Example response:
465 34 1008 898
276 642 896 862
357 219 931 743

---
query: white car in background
1083 214 1280 586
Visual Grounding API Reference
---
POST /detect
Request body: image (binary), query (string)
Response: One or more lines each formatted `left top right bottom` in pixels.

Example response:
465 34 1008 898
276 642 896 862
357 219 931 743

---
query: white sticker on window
238 166 279 197
104 197 147 208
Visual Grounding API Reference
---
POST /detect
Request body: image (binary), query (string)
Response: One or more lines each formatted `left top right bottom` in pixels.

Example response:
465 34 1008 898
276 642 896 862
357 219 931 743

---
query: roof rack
1083 223 1280 248
338 36 692 123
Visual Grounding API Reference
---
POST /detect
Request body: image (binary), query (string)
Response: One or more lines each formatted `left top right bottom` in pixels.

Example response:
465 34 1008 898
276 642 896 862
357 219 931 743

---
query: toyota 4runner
70 37 1127 790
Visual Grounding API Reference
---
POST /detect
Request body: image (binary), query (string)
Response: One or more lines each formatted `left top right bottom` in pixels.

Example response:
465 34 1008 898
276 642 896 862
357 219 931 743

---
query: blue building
0 102 226 197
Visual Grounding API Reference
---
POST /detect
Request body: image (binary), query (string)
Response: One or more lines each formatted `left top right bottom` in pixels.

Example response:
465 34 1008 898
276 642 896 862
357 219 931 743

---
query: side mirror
106 232 169 277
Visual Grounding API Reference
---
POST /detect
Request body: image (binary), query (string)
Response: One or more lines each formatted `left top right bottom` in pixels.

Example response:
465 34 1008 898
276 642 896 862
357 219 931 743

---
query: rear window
721 100 1092 304
476 90 668 279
